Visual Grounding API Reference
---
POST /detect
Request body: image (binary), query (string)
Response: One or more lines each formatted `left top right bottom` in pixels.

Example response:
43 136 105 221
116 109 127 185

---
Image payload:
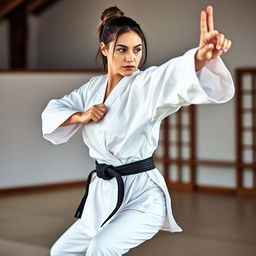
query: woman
42 5 234 256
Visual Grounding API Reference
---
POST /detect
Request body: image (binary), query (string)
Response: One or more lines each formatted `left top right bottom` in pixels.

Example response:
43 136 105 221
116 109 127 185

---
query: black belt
74 156 155 227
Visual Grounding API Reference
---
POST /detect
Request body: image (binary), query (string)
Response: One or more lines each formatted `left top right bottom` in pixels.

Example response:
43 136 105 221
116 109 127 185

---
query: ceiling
0 0 61 19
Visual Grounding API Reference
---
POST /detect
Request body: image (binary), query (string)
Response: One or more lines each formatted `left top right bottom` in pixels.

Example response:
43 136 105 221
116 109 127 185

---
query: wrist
195 50 209 72
74 112 83 123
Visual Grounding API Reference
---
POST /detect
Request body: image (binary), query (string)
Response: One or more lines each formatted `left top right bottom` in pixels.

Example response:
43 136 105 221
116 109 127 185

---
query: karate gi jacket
41 48 235 232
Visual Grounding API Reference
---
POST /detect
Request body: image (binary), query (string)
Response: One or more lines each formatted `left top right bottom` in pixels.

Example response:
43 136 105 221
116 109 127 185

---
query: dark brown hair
95 6 148 71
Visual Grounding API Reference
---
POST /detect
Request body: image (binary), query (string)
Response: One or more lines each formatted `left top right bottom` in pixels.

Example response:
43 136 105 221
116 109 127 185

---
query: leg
50 219 93 256
86 192 166 256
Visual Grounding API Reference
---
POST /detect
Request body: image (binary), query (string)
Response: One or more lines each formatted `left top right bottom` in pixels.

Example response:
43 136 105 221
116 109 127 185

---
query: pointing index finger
200 10 208 35
207 5 214 32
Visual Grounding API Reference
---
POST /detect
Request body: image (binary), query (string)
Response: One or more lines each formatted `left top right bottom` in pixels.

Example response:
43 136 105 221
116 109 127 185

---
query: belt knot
96 163 114 180
74 156 155 227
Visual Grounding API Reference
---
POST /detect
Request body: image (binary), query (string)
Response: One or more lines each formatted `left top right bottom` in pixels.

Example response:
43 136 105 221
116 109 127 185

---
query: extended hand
196 5 232 65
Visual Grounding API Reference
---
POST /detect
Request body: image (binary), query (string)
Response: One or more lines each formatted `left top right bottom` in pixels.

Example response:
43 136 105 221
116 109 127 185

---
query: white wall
0 72 96 189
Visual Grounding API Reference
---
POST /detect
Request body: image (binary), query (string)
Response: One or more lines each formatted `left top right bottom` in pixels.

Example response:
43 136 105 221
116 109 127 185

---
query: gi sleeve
41 80 90 145
136 47 235 121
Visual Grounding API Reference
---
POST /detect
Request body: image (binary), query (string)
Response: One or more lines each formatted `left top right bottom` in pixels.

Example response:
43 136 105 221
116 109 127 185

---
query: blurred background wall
1 0 256 72
0 0 255 189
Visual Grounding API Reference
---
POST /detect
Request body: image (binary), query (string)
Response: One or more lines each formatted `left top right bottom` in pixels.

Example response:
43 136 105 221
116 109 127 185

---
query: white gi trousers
50 172 167 256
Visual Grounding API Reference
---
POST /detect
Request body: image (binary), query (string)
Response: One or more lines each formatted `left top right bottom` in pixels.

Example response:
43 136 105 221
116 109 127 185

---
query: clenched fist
80 103 108 124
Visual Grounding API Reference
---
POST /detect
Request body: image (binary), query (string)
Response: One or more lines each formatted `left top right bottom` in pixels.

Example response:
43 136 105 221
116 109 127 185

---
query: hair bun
101 6 124 26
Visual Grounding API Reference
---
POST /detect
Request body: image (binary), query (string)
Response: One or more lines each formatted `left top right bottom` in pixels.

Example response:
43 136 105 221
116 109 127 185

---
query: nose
125 50 135 62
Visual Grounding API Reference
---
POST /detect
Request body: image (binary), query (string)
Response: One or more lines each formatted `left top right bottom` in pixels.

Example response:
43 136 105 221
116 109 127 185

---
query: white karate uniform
42 47 234 256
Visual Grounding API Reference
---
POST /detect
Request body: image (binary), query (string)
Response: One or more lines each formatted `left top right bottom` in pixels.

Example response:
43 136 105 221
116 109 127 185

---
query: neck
107 71 124 90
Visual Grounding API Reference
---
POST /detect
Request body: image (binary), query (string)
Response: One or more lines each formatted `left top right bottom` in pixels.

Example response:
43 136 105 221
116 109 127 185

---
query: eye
117 48 126 52
134 48 142 53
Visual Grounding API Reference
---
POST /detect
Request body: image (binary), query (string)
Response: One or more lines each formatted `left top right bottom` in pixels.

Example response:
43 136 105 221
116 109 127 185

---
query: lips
123 65 135 69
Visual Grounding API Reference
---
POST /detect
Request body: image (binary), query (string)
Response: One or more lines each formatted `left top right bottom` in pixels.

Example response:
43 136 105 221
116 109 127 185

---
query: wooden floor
0 186 255 256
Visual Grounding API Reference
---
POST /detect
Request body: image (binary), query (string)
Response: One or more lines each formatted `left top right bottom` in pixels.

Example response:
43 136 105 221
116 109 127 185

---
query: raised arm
134 5 234 122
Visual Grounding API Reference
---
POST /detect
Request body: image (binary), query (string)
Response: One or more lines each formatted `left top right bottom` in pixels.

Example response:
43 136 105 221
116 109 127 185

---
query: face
101 31 143 77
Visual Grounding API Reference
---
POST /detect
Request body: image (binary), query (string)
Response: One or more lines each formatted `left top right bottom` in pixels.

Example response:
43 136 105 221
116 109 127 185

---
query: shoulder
135 66 157 76
132 66 158 83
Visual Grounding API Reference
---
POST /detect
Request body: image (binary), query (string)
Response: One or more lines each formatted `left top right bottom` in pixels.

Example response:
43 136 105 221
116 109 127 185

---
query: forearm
193 52 235 103
60 112 82 126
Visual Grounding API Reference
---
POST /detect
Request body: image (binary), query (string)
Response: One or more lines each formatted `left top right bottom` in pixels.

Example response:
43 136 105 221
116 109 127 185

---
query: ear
100 42 108 56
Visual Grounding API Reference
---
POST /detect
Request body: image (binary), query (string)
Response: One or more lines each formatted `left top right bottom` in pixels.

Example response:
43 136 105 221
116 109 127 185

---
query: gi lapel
101 69 140 109
101 76 128 109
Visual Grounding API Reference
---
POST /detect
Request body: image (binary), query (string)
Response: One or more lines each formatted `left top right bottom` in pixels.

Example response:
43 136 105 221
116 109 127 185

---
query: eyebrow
116 44 142 48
